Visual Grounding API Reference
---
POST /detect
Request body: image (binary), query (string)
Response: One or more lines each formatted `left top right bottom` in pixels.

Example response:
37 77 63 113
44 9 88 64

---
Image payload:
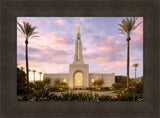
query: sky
17 17 143 82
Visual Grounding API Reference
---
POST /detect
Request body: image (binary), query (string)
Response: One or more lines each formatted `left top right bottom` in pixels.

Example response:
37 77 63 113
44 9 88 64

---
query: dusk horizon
17 17 143 81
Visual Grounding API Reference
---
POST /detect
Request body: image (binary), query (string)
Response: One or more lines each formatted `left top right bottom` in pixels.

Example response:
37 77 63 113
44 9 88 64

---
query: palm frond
119 24 126 31
17 27 25 36
17 22 25 35
133 63 139 67
17 21 39 41
31 35 39 38
118 28 125 34
118 17 142 37
133 21 143 30
28 27 36 37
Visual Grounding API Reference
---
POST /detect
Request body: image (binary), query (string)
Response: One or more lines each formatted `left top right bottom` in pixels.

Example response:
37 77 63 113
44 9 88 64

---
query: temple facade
44 27 115 88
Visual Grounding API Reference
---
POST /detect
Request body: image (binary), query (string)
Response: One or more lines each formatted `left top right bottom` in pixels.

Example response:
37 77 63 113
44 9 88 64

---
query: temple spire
73 26 84 64
78 25 80 33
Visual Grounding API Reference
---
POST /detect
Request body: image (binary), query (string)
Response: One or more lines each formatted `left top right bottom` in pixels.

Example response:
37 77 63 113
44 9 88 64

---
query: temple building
44 26 115 88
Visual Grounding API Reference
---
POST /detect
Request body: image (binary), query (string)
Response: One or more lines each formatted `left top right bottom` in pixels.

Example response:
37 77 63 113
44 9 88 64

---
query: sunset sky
17 17 143 81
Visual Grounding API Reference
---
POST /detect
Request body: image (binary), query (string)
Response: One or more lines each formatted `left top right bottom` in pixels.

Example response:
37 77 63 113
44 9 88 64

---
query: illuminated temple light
91 78 95 83
74 72 83 87
63 78 66 83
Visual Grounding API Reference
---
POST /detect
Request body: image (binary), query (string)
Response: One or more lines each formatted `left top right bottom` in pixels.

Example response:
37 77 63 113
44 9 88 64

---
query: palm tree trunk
135 68 137 80
40 74 41 81
34 73 35 83
127 40 130 90
25 40 29 94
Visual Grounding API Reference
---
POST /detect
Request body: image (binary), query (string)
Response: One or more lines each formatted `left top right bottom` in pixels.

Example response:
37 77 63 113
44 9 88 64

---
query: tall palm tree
28 69 31 81
118 17 142 90
39 72 42 81
133 63 138 80
32 70 36 83
17 22 39 94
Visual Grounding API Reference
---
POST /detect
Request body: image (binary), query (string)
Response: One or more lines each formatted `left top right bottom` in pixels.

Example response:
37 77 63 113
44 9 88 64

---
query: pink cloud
84 35 126 64
103 62 124 71
17 17 143 78
17 30 74 77
54 18 67 25
20 31 74 53
80 18 85 22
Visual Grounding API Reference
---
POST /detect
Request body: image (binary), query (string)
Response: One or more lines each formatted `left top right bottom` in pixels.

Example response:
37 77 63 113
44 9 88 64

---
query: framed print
16 16 143 102
0 0 159 117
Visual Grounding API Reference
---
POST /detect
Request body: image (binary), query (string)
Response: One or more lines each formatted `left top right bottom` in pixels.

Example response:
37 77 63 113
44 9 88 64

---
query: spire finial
78 25 80 33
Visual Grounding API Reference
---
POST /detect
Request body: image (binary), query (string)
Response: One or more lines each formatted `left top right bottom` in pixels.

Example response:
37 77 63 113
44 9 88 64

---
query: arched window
63 78 66 83
74 71 83 87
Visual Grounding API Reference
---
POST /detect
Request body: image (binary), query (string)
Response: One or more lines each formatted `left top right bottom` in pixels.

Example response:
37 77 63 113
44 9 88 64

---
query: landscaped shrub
112 83 125 90
17 87 27 95
86 88 92 90
18 81 143 101
17 67 26 95
129 79 137 87
53 79 68 89
92 78 104 88
43 77 51 85
48 93 62 101
101 87 110 91
34 81 45 90
48 87 64 92
112 76 127 90
61 92 78 101
18 89 143 101
116 87 143 101
22 95 28 101
30 89 49 101
60 82 68 88
116 92 139 101
98 95 113 101
135 82 143 95
49 92 114 101
29 82 35 89
54 79 61 88
115 76 127 84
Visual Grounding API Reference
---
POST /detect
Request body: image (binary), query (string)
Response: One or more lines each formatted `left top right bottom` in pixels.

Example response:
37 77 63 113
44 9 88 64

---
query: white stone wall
43 73 69 86
69 64 89 89
43 72 115 88
89 73 115 87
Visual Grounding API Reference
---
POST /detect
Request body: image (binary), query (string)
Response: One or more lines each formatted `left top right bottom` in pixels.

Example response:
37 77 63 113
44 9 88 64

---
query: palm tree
17 22 39 94
133 63 138 80
28 69 31 72
39 72 42 81
32 70 36 83
118 17 142 90
28 69 31 83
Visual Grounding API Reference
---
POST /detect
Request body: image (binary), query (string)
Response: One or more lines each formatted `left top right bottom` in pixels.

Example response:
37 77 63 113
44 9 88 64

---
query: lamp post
39 72 42 81
32 70 36 83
